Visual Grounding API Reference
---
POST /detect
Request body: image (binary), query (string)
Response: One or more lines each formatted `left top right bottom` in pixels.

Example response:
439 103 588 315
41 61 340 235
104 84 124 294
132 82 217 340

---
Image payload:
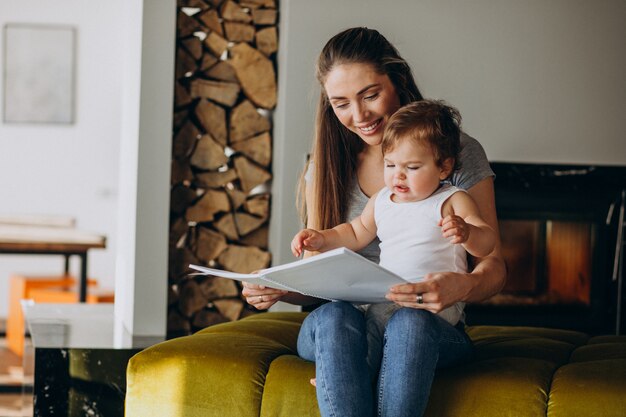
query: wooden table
0 224 106 302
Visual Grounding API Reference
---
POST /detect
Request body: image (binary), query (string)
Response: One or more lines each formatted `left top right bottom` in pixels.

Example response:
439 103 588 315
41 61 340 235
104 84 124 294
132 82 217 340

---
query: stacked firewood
168 0 278 337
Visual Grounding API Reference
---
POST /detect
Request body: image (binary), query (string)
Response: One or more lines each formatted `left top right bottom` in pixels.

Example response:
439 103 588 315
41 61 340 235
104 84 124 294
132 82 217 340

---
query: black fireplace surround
465 162 626 335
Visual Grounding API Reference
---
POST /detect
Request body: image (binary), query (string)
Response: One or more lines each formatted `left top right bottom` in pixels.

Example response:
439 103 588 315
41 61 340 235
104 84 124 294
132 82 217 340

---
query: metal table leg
63 255 70 276
79 252 87 302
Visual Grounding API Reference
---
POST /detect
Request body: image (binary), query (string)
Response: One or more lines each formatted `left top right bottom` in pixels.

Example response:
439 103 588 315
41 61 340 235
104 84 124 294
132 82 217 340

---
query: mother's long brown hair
299 27 424 229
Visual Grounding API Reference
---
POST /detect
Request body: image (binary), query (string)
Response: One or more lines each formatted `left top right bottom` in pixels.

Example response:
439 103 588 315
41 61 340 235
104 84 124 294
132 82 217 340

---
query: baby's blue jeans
297 301 473 417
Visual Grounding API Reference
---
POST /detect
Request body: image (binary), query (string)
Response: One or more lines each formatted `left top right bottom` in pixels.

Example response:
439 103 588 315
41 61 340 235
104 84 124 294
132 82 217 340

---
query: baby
292 100 496 381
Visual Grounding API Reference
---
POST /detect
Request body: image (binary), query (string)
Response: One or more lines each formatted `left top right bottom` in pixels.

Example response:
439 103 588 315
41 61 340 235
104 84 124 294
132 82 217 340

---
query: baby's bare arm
320 196 378 251
442 192 496 257
292 194 378 255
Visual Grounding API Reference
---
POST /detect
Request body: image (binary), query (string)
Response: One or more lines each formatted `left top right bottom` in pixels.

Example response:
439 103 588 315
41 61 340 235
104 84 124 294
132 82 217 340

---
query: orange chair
28 287 114 304
6 274 113 356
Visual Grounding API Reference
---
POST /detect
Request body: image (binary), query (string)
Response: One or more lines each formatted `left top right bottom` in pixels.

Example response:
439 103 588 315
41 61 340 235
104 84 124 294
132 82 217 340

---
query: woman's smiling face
323 63 402 147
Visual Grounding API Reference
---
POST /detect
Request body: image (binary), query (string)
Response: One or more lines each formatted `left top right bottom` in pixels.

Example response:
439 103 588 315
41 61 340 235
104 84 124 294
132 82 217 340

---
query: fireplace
465 162 626 335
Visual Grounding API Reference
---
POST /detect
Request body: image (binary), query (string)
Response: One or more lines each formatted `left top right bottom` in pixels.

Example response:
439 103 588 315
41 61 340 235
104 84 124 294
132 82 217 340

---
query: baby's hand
439 215 469 244
291 229 324 257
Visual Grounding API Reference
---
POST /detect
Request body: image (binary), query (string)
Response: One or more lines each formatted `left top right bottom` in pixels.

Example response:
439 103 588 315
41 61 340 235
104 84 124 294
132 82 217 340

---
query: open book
189 247 409 303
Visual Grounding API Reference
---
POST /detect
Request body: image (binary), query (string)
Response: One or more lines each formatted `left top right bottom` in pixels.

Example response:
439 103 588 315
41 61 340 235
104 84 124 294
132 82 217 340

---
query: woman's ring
416 294 424 304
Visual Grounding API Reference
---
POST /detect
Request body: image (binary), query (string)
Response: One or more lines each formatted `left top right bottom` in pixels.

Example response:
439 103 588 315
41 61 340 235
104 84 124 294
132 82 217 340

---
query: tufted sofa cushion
547 336 626 417
125 312 626 417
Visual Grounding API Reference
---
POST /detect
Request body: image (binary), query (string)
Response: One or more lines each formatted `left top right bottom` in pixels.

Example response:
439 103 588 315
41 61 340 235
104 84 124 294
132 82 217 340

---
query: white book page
265 249 407 303
189 248 408 303
188 265 260 280
188 265 293 291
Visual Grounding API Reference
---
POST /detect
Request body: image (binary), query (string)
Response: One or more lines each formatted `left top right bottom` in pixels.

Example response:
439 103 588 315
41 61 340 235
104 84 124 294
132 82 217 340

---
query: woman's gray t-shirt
306 132 494 263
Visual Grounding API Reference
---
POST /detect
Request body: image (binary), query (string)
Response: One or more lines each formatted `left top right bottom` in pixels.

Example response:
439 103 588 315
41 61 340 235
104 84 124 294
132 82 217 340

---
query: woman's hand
385 271 472 313
242 281 288 310
291 229 325 257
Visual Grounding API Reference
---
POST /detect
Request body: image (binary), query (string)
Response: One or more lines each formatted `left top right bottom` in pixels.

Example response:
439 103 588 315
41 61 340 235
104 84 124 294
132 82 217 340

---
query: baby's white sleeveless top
374 184 468 324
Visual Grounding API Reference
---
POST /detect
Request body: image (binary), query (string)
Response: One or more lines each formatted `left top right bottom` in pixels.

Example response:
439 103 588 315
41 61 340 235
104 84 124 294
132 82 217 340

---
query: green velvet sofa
125 312 626 417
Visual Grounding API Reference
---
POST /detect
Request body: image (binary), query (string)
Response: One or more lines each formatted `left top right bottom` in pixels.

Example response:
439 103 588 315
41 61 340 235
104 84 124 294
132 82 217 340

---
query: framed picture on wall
2 23 76 124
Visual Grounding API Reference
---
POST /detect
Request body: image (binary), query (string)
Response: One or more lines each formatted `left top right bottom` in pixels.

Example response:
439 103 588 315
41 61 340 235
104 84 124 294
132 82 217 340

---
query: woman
242 27 506 417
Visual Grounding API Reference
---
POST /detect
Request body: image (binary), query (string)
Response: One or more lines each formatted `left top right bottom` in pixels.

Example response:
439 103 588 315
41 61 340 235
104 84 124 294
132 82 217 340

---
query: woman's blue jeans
297 301 473 417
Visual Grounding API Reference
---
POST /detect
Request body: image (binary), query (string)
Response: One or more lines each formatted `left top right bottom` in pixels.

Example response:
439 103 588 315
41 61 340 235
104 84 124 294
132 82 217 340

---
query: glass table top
22 302 163 350
20 302 164 417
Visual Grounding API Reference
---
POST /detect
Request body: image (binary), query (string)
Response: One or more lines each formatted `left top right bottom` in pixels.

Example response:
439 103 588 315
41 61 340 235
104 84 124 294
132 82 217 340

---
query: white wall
270 0 626 265
3 0 624 324
0 1 125 318
114 0 174 340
